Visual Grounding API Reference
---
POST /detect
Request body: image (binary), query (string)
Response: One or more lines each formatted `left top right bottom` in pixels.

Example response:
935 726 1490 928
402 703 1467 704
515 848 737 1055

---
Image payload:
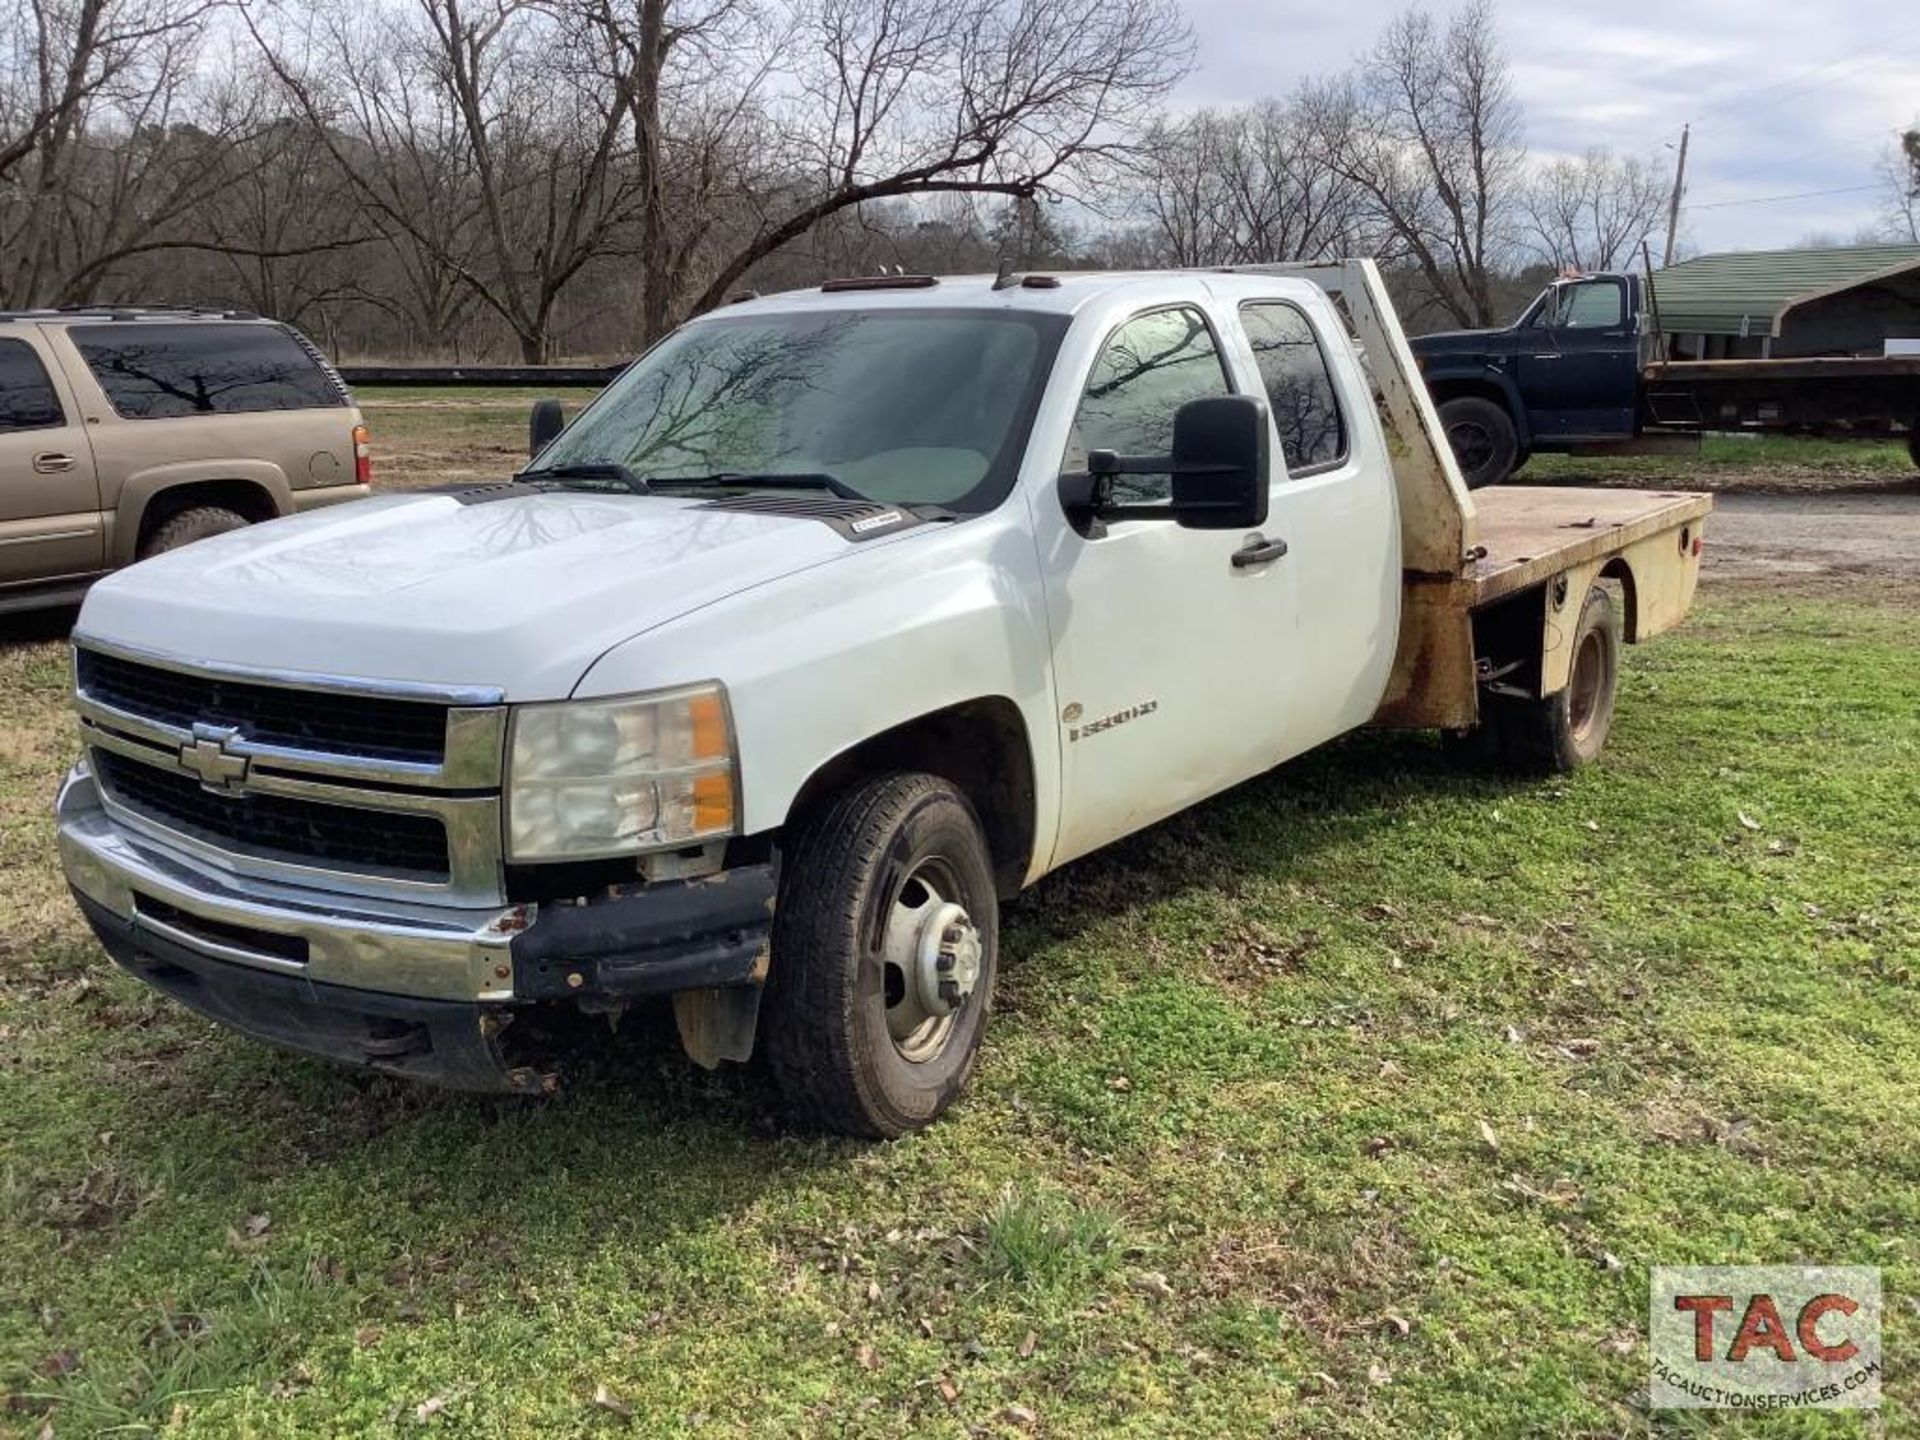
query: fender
572 510 1062 887
108 459 291 565
1420 359 1535 450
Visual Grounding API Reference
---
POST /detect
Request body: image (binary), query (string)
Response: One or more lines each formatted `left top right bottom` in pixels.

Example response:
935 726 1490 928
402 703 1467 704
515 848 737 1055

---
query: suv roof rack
0 305 264 323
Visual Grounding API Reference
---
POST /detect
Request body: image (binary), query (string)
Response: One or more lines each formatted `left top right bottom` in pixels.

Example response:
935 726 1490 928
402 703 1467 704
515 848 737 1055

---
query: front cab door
0 333 103 589
1515 277 1639 441
1038 303 1297 868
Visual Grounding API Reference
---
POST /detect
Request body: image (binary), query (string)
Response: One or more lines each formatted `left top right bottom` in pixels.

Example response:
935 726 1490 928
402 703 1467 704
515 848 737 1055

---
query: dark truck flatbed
1411 271 1920 486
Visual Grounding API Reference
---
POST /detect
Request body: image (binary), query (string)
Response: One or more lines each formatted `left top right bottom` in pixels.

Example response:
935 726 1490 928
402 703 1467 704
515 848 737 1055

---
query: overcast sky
1172 0 1919 254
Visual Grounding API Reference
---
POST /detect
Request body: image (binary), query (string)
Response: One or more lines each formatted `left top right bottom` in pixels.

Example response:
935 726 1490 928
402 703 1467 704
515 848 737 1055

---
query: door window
1239 302 1348 474
1064 307 1232 503
0 339 65 432
69 323 345 419
1536 280 1626 331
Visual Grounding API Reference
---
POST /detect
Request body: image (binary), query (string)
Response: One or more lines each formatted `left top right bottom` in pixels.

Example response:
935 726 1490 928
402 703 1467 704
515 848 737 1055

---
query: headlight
506 683 736 861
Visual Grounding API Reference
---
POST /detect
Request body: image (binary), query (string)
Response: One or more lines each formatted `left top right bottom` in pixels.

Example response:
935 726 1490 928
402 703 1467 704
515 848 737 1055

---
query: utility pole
1662 124 1690 268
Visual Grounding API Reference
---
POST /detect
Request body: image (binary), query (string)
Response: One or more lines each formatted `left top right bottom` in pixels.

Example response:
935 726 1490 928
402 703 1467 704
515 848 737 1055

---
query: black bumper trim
509 864 777 1001
74 889 524 1091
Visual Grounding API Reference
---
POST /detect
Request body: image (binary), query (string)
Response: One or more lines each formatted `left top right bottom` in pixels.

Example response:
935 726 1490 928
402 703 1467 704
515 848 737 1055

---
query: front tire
764 773 998 1138
1438 396 1520 489
1487 584 1622 773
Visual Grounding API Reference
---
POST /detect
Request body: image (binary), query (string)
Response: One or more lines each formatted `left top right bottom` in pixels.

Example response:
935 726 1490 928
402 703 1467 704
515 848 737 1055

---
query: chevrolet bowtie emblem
179 725 249 791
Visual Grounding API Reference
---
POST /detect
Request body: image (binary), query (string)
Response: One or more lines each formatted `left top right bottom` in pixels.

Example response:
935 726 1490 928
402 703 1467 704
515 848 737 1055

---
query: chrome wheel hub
879 864 980 1062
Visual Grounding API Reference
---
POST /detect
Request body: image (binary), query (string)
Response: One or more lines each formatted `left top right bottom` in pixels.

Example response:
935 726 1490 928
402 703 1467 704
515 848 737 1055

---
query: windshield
534 308 1070 513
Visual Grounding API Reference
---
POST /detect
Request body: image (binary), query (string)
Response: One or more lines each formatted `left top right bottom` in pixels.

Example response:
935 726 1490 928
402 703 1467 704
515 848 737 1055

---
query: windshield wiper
645 472 868 501
515 461 650 494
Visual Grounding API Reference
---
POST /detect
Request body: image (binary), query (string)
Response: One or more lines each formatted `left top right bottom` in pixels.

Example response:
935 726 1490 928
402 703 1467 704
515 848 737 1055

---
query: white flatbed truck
57 261 1709 1135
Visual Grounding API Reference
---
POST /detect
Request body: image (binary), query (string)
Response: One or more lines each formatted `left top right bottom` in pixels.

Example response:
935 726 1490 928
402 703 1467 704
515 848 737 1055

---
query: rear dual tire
1483 584 1622 773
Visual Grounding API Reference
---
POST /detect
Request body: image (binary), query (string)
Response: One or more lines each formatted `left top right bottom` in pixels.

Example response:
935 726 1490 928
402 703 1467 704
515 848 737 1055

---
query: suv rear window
69 323 345 420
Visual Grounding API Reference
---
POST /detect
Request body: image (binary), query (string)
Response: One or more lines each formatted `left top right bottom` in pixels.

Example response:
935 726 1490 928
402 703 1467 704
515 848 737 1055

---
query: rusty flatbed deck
1459 486 1712 608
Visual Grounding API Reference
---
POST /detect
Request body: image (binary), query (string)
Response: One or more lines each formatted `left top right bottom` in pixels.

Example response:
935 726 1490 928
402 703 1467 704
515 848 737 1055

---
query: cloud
1172 0 1918 251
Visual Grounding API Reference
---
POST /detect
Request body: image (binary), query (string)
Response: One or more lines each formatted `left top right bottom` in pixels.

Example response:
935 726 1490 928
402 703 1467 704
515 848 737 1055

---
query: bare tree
1522 148 1668 272
251 0 647 360
1135 100 1372 266
666 0 1192 329
1870 129 1919 243
0 0 241 304
1301 0 1524 327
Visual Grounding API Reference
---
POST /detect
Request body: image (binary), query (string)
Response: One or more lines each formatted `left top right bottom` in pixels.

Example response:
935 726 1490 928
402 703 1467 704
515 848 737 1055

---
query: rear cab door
1514 277 1639 440
1218 282 1401 750
0 325 104 588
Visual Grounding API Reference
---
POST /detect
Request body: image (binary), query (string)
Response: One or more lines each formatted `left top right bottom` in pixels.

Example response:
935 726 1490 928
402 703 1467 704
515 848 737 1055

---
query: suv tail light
352 424 373 486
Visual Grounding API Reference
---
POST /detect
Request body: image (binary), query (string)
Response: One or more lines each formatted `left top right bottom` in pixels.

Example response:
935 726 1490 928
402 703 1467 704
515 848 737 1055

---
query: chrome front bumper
58 762 525 1003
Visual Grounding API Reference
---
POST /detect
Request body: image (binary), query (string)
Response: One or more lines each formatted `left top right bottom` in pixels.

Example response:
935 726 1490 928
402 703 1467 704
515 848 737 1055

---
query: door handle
1231 534 1289 569
33 452 76 474
1529 353 1561 361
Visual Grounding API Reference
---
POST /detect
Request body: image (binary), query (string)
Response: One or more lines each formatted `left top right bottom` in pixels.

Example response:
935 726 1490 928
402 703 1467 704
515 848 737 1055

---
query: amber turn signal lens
687 691 729 761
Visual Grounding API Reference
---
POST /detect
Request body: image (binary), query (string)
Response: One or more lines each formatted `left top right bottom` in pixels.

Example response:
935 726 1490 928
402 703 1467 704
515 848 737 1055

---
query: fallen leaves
1130 1270 1174 1302
1477 1119 1501 1154
591 1383 632 1419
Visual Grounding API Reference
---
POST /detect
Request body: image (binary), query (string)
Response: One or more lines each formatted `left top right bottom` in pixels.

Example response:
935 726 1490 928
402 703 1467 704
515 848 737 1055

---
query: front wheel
764 773 998 1138
1437 396 1520 489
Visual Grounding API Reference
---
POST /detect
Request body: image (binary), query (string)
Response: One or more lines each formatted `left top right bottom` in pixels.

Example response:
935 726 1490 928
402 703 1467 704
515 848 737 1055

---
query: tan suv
0 308 371 612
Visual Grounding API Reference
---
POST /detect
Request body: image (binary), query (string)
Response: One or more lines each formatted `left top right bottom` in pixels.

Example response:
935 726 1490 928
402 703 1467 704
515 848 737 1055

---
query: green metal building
1650 243 1920 360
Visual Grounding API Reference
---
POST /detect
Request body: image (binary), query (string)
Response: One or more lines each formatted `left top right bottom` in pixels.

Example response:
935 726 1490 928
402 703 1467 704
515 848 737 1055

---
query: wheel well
136 481 279 552
785 698 1037 899
1471 565 1641 702
1429 378 1516 420
1598 557 1640 642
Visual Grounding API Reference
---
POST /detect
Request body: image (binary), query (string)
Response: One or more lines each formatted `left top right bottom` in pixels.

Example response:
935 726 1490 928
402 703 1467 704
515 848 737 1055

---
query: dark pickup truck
1411 272 1920 487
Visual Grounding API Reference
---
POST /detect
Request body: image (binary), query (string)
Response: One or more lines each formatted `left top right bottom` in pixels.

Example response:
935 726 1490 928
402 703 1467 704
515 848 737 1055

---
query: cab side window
1538 280 1626 331
1064 307 1232 503
1240 302 1347 474
0 339 66 433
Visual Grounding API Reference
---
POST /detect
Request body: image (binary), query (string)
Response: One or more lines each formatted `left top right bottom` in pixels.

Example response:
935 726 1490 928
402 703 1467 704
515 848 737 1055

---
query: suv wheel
764 772 998 1138
140 505 251 558
1438 396 1519 489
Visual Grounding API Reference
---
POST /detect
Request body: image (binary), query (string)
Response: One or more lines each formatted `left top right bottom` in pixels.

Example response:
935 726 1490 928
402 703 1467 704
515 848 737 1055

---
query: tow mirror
1166 394 1269 530
1060 394 1270 533
528 399 565 457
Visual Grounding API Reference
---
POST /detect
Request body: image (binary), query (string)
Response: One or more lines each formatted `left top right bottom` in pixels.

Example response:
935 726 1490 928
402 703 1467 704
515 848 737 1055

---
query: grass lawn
353 388 603 491
1527 435 1914 491
1 585 1915 1437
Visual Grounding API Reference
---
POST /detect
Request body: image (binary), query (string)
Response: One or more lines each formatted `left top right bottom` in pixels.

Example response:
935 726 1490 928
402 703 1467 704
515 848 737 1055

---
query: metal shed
1650 243 1920 360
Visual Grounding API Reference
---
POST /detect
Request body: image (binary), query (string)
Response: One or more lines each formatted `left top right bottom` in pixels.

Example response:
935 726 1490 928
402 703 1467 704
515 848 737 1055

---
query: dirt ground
1702 488 1920 586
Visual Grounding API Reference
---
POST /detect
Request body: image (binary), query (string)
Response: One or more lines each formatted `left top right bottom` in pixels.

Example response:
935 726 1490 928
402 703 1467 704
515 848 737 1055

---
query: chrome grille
94 749 452 881
72 639 508 904
76 648 449 764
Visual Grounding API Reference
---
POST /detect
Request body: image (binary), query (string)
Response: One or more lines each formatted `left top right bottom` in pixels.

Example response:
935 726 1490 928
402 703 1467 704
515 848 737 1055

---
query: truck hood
1409 326 1504 352
77 489 859 699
